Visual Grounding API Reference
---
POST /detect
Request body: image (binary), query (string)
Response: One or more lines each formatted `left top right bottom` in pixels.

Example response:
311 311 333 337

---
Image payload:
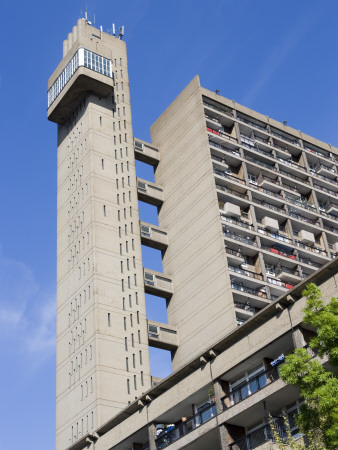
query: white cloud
0 247 55 364
243 10 320 105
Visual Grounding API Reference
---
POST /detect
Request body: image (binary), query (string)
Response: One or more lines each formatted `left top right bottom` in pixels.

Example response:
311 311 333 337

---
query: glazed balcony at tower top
47 19 117 124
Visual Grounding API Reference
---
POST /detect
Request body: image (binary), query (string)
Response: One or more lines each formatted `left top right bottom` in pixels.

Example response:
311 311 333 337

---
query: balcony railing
258 174 280 186
252 197 283 213
288 211 318 225
320 209 338 222
323 224 338 235
203 100 234 117
315 163 336 174
229 265 263 280
298 256 321 268
221 363 282 410
279 169 309 185
277 157 306 172
295 241 328 256
238 116 267 131
312 171 338 186
285 196 316 212
155 402 217 449
272 130 299 146
213 169 246 185
267 277 294 289
224 231 257 247
229 421 287 450
231 283 267 298
276 266 300 277
221 216 254 231
216 184 248 199
258 228 292 244
209 139 241 156
246 155 277 172
261 245 296 260
225 248 243 258
234 301 257 314
250 184 283 200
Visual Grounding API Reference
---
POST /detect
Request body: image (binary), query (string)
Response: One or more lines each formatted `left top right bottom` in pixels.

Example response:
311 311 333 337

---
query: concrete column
292 327 306 349
148 422 157 450
218 424 231 450
213 379 225 415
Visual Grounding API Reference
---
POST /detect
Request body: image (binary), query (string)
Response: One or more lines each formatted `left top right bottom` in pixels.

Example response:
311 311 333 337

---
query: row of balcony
210 138 338 190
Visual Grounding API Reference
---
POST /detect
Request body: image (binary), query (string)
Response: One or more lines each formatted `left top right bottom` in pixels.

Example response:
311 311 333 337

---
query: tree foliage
279 283 338 449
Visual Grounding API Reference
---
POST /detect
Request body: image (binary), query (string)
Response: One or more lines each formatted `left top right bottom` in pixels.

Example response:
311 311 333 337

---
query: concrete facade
48 21 338 450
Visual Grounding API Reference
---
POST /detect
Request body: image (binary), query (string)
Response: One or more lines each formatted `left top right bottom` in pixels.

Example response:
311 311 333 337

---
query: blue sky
0 1 337 448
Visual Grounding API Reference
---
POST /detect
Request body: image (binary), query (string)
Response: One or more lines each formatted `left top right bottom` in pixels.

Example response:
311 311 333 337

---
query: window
126 357 129 371
108 313 111 327
132 353 135 368
229 364 266 404
103 205 106 217
127 379 130 394
139 350 143 365
248 173 258 185
134 375 137 389
124 337 128 351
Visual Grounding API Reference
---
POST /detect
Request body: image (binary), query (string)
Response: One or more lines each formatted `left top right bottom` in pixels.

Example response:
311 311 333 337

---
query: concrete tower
48 19 152 449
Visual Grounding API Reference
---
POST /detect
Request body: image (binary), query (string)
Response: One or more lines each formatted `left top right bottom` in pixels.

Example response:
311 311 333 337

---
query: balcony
155 402 217 449
320 208 338 222
250 184 283 200
144 269 173 299
213 169 246 185
225 247 245 264
261 245 296 261
277 157 306 172
216 184 249 200
209 139 241 157
234 301 258 319
228 265 263 281
295 241 327 257
221 363 282 410
231 283 267 299
288 210 318 226
237 116 267 131
275 266 301 283
271 130 299 146
134 139 160 166
221 215 254 231
315 163 336 176
257 174 280 188
285 196 316 213
279 169 309 185
252 197 285 214
313 181 337 197
140 221 168 251
229 421 287 450
207 127 238 144
312 171 338 187
267 277 294 290
203 99 234 117
298 256 321 269
137 178 164 206
257 228 292 244
224 230 257 247
246 155 277 172
148 320 178 351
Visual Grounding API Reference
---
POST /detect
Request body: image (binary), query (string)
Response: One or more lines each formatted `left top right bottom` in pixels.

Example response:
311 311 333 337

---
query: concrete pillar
218 424 231 450
148 422 157 450
292 327 306 349
213 379 227 415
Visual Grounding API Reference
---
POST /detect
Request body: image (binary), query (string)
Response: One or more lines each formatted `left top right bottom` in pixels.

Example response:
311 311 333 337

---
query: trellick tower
48 19 152 449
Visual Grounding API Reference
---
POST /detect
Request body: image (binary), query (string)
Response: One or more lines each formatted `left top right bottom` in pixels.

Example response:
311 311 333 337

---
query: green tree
279 283 338 449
